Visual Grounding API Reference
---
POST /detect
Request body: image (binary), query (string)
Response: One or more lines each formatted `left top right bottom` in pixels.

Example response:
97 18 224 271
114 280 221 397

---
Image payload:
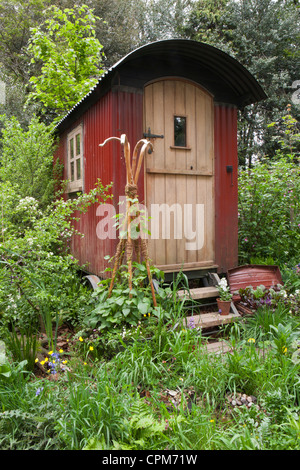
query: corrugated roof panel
56 39 266 133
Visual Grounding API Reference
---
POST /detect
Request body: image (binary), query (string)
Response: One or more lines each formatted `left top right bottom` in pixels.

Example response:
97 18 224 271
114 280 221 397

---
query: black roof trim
55 39 267 133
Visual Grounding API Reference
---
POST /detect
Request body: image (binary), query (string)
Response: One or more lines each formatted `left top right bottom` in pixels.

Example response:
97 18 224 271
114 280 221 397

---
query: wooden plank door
144 79 215 272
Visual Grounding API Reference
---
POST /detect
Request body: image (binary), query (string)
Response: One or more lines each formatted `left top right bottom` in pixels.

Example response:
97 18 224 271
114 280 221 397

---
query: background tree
0 0 50 85
183 0 300 167
0 115 57 208
135 0 193 44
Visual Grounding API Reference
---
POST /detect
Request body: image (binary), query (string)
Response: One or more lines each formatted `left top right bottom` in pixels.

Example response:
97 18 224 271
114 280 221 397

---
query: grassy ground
0 301 299 451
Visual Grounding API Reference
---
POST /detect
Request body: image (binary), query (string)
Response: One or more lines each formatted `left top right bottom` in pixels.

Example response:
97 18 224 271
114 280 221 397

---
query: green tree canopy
27 4 104 118
183 0 300 166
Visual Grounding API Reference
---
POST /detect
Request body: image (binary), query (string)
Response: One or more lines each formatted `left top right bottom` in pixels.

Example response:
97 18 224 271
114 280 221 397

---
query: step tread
184 311 240 329
204 340 232 355
177 286 219 300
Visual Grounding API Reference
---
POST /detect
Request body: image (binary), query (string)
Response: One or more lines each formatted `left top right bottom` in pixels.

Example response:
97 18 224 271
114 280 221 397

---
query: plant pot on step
217 298 231 315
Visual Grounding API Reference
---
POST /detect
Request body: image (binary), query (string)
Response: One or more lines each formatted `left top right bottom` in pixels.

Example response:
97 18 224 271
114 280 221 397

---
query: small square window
174 116 186 147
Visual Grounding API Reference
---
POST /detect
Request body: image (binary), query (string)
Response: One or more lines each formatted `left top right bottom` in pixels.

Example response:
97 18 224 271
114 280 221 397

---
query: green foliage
0 341 11 379
27 4 104 117
84 398 166 450
0 0 50 84
3 325 39 372
0 115 57 208
83 262 169 331
238 158 300 264
183 0 300 166
0 178 112 333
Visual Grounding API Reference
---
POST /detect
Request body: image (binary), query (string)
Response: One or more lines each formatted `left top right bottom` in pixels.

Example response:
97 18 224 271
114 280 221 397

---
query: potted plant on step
216 277 232 315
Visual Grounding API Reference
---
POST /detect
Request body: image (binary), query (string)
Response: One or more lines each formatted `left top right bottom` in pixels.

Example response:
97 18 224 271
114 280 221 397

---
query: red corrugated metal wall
214 104 239 273
67 89 144 277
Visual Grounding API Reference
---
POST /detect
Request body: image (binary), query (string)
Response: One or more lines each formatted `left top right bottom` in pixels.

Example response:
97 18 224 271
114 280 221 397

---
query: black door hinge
143 127 164 139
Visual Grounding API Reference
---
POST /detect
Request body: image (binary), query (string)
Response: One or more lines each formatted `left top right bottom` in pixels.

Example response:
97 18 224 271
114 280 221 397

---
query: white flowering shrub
0 179 112 330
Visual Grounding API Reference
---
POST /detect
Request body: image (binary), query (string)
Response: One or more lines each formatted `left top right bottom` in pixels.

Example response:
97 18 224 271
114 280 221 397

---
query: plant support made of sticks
99 134 157 307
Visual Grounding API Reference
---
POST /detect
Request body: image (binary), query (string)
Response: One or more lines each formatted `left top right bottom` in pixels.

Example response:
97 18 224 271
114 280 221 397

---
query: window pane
76 133 81 156
76 158 81 180
174 116 186 147
69 138 74 159
70 161 74 181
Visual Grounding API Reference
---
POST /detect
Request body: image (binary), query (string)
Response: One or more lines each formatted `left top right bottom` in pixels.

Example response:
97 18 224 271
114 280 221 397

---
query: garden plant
0 1 299 451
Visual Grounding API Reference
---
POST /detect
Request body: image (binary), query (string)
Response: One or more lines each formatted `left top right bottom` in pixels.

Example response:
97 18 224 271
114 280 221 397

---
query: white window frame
67 124 83 193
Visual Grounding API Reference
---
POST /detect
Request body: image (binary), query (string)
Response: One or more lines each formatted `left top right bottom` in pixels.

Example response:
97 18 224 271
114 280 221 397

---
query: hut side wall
214 104 239 273
55 89 144 277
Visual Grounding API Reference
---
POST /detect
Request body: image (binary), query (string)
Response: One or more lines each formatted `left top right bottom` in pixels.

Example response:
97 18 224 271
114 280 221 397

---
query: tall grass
0 303 299 450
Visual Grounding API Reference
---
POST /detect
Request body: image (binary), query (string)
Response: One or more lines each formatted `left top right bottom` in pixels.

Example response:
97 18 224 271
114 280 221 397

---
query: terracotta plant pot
217 298 231 315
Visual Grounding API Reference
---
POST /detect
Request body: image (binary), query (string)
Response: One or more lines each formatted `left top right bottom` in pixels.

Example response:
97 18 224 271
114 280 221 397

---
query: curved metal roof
56 39 267 132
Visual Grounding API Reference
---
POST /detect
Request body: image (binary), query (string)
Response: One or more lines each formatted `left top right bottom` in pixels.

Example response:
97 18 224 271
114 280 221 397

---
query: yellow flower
248 338 255 343
210 419 215 423
89 346 94 351
79 336 83 342
44 357 48 362
40 360 45 365
35 358 39 363
48 350 53 355
282 346 287 354
62 360 68 364
59 349 64 353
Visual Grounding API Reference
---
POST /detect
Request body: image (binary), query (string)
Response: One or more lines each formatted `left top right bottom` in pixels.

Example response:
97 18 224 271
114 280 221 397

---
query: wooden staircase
177 272 241 332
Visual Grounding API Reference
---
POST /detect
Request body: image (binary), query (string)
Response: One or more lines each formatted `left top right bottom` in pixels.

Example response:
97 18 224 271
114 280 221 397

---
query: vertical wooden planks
144 79 215 271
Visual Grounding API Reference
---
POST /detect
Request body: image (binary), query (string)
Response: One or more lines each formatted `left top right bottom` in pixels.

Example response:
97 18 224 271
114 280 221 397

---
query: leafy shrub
83 262 170 331
0 115 57 209
0 179 112 334
238 157 300 264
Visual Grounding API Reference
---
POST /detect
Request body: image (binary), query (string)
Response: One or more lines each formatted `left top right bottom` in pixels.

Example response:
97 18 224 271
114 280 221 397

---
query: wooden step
204 340 232 355
184 310 241 330
177 286 219 300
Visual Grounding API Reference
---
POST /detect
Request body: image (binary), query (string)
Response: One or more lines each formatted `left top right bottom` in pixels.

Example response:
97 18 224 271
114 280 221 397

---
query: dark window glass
70 161 74 181
76 158 81 180
76 133 81 156
69 137 74 159
174 116 186 147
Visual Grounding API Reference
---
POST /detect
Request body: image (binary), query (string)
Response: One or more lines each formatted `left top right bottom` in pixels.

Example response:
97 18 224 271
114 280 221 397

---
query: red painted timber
64 89 144 277
214 104 239 273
